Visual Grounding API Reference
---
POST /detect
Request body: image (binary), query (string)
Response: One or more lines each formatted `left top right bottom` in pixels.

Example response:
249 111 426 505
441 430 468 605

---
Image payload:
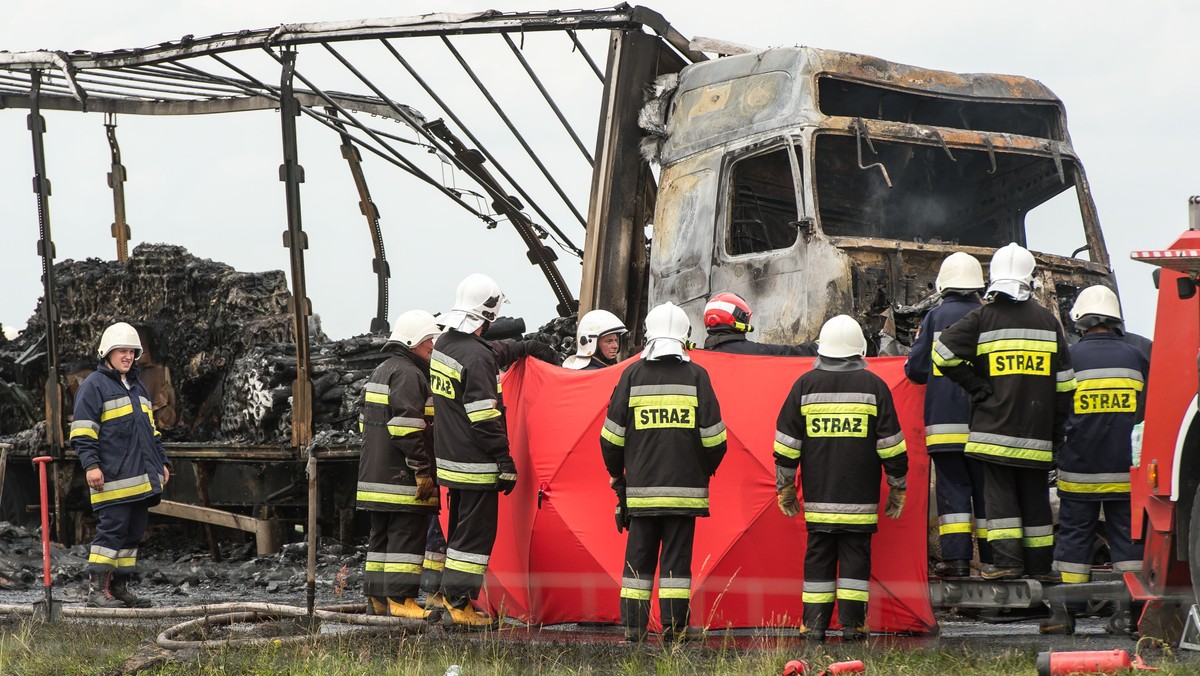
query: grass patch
0 617 1193 675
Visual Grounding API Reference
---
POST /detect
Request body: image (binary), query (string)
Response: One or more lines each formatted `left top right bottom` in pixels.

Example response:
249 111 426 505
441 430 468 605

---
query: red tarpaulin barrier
457 351 935 633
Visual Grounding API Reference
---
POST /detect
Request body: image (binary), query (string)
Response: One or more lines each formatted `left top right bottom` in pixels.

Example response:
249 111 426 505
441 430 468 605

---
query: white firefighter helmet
1070 285 1123 325
935 252 985 293
97 322 143 360
442 273 508 333
816 314 867 359
987 242 1036 301
386 310 443 349
641 302 692 362
563 309 627 369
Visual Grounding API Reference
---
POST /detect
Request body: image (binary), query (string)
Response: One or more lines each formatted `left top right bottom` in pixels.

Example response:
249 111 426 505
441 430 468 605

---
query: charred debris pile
0 244 570 453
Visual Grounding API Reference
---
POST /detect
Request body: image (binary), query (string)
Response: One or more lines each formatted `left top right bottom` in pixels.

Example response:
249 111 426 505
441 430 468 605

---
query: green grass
0 617 1192 675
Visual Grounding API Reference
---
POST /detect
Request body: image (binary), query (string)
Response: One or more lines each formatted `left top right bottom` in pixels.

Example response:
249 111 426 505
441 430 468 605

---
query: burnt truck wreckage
0 6 1112 574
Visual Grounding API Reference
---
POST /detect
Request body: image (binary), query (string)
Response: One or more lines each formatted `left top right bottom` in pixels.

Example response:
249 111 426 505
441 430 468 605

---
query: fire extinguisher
1036 649 1157 674
782 659 865 676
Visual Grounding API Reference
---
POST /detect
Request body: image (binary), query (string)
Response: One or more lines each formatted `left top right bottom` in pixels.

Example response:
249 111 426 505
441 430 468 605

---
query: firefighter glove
415 474 438 502
523 340 560 364
776 483 801 518
885 487 906 520
497 458 518 495
966 379 994 404
614 484 629 533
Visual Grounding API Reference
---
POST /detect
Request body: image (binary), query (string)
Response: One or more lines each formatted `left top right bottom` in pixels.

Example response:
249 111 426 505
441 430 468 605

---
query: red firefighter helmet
703 292 753 333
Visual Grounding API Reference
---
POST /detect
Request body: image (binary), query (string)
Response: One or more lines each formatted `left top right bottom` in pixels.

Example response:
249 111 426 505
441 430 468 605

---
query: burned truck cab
648 47 1112 350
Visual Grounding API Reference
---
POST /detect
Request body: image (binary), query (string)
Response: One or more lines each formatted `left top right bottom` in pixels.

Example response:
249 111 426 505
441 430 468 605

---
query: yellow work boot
366 596 388 616
387 597 430 620
442 597 496 630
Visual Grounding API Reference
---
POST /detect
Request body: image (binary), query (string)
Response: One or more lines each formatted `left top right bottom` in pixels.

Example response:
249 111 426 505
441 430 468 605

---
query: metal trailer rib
441 36 588 229
567 30 606 81
502 33 594 166
382 40 581 257
75 68 251 97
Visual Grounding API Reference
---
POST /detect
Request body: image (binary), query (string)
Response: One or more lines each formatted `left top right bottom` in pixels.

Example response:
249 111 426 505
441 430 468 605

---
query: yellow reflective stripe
800 403 877 416
975 528 988 538
837 589 869 602
467 408 502 423
987 528 1022 541
621 588 652 601
365 391 389 405
1056 378 1078 393
1058 480 1131 494
100 404 134 422
877 440 906 459
926 433 969 446
429 359 461 381
626 497 708 509
387 426 423 437
965 442 1052 464
1023 535 1054 547
423 559 445 571
601 427 625 447
364 561 423 574
773 440 801 459
701 430 727 447
424 406 435 417
437 469 498 485
70 427 99 440
628 394 699 408
939 522 973 535
802 592 835 604
659 587 691 599
977 339 1056 355
931 352 963 368
804 512 878 525
90 481 152 505
88 552 137 568
1061 571 1090 584
1078 377 1144 392
445 559 487 575
356 491 438 507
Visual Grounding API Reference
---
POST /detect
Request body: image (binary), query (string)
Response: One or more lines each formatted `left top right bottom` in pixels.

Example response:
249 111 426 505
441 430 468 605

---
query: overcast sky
2 2 1196 340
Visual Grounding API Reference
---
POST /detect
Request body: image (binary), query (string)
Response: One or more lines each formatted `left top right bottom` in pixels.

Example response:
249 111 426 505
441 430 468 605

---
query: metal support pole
29 71 65 466
278 49 314 452
305 451 317 616
329 109 390 334
104 113 131 262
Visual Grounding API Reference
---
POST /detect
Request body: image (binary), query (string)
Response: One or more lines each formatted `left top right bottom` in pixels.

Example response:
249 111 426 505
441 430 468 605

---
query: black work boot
841 624 870 641
797 624 827 642
622 626 648 644
662 625 704 643
1038 605 1076 635
934 560 971 577
86 571 125 609
108 573 152 608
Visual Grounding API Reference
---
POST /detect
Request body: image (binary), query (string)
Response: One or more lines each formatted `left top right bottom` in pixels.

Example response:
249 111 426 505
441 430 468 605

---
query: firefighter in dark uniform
600 302 727 643
563 309 627 370
905 252 992 578
431 273 557 628
933 243 1076 580
1040 285 1149 635
703 292 818 356
774 314 908 642
357 310 443 619
71 322 169 608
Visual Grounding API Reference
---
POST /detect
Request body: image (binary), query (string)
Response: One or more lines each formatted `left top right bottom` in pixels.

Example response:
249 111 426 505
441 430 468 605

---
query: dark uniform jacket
773 360 908 533
704 330 818 356
904 294 981 453
357 347 438 513
932 297 1076 469
1058 332 1149 500
599 358 727 517
431 329 516 490
70 363 168 509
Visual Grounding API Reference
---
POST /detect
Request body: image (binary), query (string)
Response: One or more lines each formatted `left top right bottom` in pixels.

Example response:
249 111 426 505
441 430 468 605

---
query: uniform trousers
1054 497 1142 611
802 530 871 630
420 515 448 596
439 488 498 608
364 511 427 600
932 451 992 564
88 498 151 574
983 462 1054 574
619 515 695 632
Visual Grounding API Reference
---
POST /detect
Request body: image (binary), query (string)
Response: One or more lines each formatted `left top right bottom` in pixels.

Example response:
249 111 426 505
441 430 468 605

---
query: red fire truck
1127 196 1200 643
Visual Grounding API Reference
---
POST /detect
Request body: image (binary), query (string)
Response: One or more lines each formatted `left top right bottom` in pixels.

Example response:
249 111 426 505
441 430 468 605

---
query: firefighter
563 309 627 370
432 273 557 628
703 292 818 356
932 243 1076 581
774 314 908 641
70 322 170 608
905 252 992 578
1040 286 1149 635
357 310 443 619
600 301 727 643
